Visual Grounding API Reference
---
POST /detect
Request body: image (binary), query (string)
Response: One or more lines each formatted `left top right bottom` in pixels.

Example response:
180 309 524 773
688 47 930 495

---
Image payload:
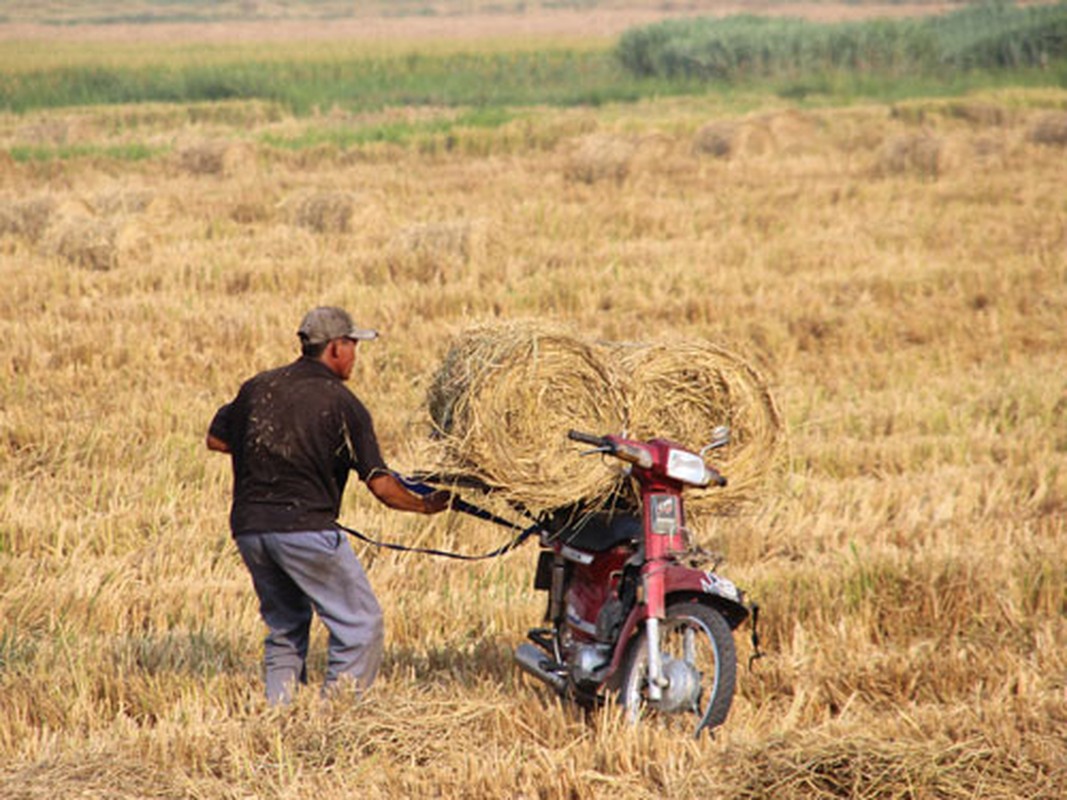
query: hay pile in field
563 134 635 184
388 219 488 281
692 117 779 160
176 139 257 177
874 133 945 178
44 215 151 271
424 322 783 515
0 195 54 241
1027 111 1067 146
90 188 156 216
611 340 784 514
283 189 365 233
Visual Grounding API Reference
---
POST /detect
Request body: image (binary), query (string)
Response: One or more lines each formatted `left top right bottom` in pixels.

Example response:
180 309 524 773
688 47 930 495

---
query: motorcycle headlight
665 448 709 486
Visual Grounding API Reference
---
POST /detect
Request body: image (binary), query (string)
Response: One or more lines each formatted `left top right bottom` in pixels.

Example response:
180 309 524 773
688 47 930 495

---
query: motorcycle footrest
526 628 556 652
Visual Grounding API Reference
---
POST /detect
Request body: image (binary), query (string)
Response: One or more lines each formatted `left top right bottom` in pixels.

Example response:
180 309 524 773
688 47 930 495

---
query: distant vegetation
617 1 1067 81
0 49 686 115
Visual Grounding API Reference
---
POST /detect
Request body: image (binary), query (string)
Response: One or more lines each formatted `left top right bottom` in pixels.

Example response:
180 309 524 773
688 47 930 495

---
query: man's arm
207 402 233 453
206 433 231 453
367 473 451 514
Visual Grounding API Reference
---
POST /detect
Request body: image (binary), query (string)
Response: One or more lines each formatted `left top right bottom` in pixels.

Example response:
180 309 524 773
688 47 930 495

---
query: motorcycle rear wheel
618 601 737 736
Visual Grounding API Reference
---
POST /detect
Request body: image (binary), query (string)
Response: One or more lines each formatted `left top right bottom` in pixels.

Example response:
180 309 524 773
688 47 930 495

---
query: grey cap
297 306 379 345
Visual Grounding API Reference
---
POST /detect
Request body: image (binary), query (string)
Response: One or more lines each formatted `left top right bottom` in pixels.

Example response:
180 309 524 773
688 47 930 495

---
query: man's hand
421 489 453 514
368 473 453 514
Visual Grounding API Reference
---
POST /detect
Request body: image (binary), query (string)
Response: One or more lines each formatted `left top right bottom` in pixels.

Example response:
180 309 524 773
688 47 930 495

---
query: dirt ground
0 3 953 44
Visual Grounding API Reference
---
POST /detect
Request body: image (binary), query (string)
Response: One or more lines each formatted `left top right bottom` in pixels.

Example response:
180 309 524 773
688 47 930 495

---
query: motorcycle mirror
700 425 731 456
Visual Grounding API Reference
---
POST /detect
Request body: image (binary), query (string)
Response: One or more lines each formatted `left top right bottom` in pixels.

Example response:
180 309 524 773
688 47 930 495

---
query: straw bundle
394 220 479 263
875 133 944 178
425 322 628 511
283 190 363 234
0 196 54 241
1027 112 1067 146
176 139 257 177
692 121 737 159
423 323 784 516
90 188 155 216
608 341 785 514
44 215 151 271
563 134 635 184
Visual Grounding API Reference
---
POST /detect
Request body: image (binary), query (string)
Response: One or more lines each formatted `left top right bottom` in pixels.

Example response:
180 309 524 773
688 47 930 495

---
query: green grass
259 108 517 150
8 142 163 163
617 1 1067 81
0 48 698 115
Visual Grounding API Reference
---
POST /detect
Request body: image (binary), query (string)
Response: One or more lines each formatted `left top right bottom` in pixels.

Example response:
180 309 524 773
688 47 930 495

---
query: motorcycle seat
545 512 641 553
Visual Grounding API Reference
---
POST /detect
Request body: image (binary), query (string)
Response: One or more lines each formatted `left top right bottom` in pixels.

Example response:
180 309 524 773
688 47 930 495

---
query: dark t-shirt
209 356 387 536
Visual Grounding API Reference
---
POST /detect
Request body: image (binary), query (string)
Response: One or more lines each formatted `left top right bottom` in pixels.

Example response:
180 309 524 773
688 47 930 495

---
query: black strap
337 521 540 561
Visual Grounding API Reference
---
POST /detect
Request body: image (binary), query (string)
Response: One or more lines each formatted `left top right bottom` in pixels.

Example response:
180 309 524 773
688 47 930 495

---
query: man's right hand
421 489 453 514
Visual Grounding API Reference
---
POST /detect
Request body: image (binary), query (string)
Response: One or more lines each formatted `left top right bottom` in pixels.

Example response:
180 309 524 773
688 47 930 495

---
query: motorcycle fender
603 563 749 680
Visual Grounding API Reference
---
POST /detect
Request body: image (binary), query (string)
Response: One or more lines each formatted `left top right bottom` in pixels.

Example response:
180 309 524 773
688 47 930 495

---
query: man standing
207 306 450 704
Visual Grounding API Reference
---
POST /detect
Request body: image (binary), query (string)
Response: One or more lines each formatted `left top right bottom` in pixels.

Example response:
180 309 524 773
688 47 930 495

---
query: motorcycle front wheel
618 601 737 736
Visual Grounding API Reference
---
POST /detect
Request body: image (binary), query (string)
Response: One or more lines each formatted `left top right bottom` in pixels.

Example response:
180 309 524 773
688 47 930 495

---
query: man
207 306 450 705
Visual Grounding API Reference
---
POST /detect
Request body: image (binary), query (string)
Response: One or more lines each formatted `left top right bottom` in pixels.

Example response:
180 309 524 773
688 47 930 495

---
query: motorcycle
513 426 760 736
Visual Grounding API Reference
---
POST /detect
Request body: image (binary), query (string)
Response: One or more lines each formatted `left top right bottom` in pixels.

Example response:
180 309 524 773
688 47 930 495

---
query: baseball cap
297 306 379 345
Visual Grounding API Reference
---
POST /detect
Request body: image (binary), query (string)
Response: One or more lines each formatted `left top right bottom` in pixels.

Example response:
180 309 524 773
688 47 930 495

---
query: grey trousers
236 529 383 705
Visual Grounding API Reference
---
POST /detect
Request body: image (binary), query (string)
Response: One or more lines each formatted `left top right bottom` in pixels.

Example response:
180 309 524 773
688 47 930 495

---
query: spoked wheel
619 602 737 736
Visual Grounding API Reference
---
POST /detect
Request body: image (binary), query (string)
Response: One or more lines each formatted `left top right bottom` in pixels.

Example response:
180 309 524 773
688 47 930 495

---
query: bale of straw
282 190 363 234
387 219 488 284
0 195 54 241
1027 112 1067 146
606 340 785 514
425 321 629 511
44 215 151 271
692 121 737 159
875 133 944 178
176 139 257 177
397 221 473 260
563 134 635 184
91 188 155 216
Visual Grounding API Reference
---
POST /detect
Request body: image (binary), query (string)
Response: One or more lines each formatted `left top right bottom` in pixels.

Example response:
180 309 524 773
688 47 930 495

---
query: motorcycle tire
618 601 737 736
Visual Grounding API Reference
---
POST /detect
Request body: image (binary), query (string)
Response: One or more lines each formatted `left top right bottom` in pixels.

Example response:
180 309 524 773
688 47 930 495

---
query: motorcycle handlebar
567 429 611 448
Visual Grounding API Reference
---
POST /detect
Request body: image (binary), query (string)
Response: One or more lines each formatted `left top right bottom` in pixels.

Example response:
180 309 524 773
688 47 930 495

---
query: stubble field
1 6 1066 799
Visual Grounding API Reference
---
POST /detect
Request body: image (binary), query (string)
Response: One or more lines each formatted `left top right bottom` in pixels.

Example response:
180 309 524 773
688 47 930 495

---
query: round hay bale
396 220 475 261
563 134 635 184
0 195 54 241
607 340 785 514
91 188 155 216
389 220 485 277
44 215 151 271
282 190 364 234
425 321 629 512
692 121 737 159
177 140 257 177
874 133 944 178
1027 112 1067 147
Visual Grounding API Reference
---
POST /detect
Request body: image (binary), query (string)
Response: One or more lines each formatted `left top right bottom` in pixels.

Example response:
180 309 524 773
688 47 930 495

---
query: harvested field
0 5 1065 799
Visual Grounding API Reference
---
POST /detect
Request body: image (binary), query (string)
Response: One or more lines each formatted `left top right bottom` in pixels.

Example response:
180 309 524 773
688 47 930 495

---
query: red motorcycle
514 427 759 736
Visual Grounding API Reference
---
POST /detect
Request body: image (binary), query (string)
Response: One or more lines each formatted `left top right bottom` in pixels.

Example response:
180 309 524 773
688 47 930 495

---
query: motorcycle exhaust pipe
514 643 567 693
